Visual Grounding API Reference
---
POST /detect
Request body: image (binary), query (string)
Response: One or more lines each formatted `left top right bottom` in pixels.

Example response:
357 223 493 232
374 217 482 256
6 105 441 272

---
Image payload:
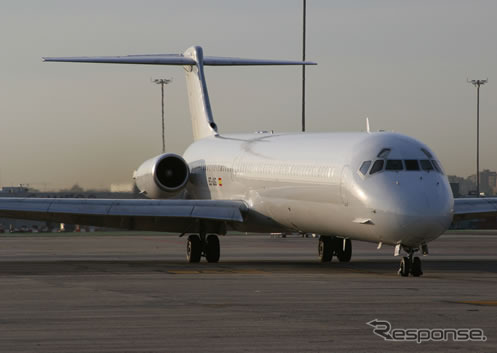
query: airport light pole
301 0 307 132
468 79 488 197
152 78 172 153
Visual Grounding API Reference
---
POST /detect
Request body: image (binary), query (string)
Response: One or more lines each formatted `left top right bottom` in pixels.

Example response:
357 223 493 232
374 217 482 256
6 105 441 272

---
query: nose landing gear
398 247 423 277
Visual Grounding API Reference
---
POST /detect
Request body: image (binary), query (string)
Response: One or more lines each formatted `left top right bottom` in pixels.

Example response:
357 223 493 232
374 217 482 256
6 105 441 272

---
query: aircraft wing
0 198 247 233
453 198 497 221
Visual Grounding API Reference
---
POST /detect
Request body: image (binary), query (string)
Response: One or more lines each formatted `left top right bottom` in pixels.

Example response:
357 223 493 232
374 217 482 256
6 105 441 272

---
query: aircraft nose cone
374 179 453 247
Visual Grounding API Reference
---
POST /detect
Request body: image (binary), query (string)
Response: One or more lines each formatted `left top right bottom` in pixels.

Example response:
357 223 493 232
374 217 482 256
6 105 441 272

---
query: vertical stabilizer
43 46 316 142
183 46 218 141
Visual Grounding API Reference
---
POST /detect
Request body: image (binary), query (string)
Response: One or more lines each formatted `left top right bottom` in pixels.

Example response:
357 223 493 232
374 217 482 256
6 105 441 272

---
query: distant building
449 182 460 198
447 175 475 197
480 169 497 196
0 186 30 194
448 170 497 197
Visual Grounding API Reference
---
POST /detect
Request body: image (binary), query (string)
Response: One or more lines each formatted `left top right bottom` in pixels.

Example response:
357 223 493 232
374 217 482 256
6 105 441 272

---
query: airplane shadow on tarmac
0 259 496 276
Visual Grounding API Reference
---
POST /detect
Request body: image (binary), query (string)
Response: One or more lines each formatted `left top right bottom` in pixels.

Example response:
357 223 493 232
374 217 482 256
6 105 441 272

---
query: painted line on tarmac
454 300 497 306
167 269 266 275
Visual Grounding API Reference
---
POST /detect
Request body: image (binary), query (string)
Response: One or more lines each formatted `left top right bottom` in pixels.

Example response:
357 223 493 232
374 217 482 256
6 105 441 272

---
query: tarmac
0 231 496 352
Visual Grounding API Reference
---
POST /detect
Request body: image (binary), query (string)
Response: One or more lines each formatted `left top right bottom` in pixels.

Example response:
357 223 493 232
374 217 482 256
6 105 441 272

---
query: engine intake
134 153 190 199
155 155 189 191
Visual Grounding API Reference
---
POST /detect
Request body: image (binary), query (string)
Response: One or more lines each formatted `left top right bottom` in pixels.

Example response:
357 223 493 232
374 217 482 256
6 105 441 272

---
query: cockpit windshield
361 158 443 176
360 147 444 176
405 160 420 171
385 160 403 171
420 160 434 171
369 160 384 175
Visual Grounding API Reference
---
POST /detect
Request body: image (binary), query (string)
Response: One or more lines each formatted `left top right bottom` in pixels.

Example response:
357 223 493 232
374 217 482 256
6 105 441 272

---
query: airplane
1 45 496 277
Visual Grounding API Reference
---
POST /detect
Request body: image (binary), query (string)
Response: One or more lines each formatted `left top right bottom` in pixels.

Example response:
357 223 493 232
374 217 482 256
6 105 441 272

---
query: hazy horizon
1 0 496 190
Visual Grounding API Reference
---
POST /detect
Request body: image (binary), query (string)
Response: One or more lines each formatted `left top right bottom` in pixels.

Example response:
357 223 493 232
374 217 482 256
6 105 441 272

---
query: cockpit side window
431 160 444 174
405 160 420 171
385 160 403 171
377 148 391 158
370 160 384 174
421 148 433 159
359 161 372 175
420 160 434 171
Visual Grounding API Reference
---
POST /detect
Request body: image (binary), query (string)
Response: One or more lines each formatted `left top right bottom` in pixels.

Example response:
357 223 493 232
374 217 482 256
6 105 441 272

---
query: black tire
187 234 201 263
330 236 340 256
336 238 352 262
205 234 220 263
318 236 332 262
398 256 410 277
411 257 423 277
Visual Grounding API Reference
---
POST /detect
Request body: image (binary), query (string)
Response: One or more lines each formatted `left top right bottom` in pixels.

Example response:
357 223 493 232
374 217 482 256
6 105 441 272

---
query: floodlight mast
152 78 172 153
301 0 307 132
467 79 488 197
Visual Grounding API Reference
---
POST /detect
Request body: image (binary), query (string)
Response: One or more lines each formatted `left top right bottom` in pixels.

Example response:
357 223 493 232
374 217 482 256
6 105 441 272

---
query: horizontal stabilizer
43 45 316 141
43 54 195 66
203 56 316 66
43 54 317 66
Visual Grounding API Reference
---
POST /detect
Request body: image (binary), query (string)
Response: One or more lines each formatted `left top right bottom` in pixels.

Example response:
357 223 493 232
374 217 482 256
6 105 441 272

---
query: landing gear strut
398 248 423 277
336 238 352 262
186 234 220 263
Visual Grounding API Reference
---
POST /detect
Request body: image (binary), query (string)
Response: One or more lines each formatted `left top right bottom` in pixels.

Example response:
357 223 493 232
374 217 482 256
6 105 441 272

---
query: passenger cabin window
359 161 372 175
370 160 384 174
385 160 403 171
405 160 420 171
420 160 434 171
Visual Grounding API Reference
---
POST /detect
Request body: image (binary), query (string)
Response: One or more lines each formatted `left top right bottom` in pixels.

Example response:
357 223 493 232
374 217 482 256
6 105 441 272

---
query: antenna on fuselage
366 117 371 133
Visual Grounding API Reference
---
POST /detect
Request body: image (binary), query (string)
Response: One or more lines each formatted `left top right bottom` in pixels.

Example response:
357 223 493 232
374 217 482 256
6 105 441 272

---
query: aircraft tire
411 257 423 277
205 234 220 263
318 236 333 262
187 234 202 263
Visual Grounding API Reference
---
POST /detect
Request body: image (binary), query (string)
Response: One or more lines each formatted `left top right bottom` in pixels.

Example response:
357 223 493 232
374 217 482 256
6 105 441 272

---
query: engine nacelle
133 153 190 199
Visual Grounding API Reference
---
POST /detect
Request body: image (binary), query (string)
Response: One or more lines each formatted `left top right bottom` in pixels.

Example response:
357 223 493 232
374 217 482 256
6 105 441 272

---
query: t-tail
43 46 317 141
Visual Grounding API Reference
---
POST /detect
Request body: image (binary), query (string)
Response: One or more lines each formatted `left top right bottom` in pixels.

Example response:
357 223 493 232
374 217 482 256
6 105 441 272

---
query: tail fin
183 46 217 140
44 46 316 141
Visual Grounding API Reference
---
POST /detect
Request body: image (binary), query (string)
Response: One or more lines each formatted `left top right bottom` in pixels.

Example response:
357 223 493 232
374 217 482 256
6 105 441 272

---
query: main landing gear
186 234 220 263
318 235 352 263
398 248 423 277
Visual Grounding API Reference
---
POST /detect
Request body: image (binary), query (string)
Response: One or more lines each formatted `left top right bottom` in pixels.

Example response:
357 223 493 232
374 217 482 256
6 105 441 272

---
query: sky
0 0 496 190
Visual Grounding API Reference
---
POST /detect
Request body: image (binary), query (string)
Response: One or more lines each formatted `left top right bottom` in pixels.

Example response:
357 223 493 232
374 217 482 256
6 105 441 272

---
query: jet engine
133 153 190 199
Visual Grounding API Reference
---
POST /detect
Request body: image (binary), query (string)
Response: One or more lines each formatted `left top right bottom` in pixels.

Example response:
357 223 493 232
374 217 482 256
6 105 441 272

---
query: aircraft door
340 165 352 207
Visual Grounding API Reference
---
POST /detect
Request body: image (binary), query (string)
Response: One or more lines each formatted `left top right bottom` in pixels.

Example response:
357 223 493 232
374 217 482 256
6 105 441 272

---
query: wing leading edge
453 198 497 221
0 198 247 234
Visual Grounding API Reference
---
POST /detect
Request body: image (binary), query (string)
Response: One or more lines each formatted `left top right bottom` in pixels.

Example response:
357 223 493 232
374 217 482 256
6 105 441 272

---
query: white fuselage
183 131 454 248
